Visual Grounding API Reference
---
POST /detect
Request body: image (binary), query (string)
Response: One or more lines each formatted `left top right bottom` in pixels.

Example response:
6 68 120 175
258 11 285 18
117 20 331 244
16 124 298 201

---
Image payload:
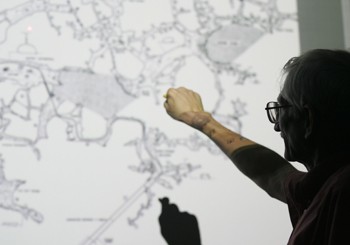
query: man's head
277 49 350 168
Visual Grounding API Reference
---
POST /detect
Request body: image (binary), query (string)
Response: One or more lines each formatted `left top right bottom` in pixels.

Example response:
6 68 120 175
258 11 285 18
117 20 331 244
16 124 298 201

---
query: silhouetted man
162 49 350 244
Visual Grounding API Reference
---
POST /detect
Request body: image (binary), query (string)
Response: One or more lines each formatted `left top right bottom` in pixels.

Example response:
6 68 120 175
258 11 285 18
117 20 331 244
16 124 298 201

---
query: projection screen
0 0 300 244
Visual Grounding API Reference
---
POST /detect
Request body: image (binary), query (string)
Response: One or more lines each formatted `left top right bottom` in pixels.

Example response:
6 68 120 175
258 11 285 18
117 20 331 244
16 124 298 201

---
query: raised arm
163 87 298 202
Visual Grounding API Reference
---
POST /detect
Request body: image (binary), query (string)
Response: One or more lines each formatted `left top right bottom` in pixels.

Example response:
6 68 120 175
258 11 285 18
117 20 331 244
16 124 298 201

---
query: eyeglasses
265 101 292 123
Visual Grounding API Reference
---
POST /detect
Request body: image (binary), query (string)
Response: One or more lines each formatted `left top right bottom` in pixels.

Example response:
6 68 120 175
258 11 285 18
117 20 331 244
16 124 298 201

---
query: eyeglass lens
268 102 279 123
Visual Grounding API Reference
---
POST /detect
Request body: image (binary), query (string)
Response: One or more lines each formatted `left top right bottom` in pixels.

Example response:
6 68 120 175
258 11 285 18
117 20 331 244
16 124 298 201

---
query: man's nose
274 122 281 132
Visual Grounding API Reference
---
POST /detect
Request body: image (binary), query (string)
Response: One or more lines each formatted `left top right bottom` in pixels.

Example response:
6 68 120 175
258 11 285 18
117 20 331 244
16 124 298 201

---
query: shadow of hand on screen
158 197 201 245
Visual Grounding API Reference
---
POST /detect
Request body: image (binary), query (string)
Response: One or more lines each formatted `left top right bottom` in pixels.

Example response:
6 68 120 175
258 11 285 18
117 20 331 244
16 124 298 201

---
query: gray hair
281 49 350 143
282 49 350 122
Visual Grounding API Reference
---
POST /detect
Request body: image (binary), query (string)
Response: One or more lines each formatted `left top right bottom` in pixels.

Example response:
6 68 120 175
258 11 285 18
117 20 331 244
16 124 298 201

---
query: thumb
159 197 180 214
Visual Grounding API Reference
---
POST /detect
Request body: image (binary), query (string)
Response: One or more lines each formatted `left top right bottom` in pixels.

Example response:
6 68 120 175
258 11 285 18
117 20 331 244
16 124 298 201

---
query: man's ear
303 105 314 139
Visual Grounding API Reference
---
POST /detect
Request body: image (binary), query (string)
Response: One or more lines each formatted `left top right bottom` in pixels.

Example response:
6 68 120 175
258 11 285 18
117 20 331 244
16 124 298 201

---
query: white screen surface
0 0 300 244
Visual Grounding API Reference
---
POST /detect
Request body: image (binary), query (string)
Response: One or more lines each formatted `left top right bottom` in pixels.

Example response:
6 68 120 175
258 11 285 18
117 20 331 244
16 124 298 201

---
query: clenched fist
163 87 206 125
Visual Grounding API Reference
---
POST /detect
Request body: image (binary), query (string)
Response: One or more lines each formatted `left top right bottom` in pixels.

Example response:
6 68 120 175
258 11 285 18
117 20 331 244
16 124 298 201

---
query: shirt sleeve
284 171 306 227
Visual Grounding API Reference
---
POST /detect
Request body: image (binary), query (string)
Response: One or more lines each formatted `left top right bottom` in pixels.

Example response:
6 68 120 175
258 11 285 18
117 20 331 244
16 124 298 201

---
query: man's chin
284 149 308 167
284 149 296 162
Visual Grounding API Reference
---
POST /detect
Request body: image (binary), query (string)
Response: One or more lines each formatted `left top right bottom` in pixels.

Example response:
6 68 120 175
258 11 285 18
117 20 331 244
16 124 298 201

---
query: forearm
180 111 256 156
180 111 296 201
231 144 296 202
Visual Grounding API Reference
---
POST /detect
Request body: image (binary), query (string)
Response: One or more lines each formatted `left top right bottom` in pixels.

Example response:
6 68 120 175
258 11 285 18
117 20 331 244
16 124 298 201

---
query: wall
298 0 349 51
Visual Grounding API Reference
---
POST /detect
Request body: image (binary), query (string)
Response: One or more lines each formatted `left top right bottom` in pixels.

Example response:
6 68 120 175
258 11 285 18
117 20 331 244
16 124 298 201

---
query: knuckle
167 88 176 94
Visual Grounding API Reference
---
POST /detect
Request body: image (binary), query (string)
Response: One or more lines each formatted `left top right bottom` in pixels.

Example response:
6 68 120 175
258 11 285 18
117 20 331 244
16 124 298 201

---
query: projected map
0 0 298 244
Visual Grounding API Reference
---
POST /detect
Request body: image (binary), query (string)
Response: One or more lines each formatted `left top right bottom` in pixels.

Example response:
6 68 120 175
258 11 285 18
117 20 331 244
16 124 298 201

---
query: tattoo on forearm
209 129 216 138
227 138 235 144
190 113 247 147
226 136 245 145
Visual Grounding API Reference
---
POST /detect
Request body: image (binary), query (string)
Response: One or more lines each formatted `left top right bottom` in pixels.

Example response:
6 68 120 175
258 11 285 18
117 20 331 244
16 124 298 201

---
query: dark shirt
285 155 350 244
